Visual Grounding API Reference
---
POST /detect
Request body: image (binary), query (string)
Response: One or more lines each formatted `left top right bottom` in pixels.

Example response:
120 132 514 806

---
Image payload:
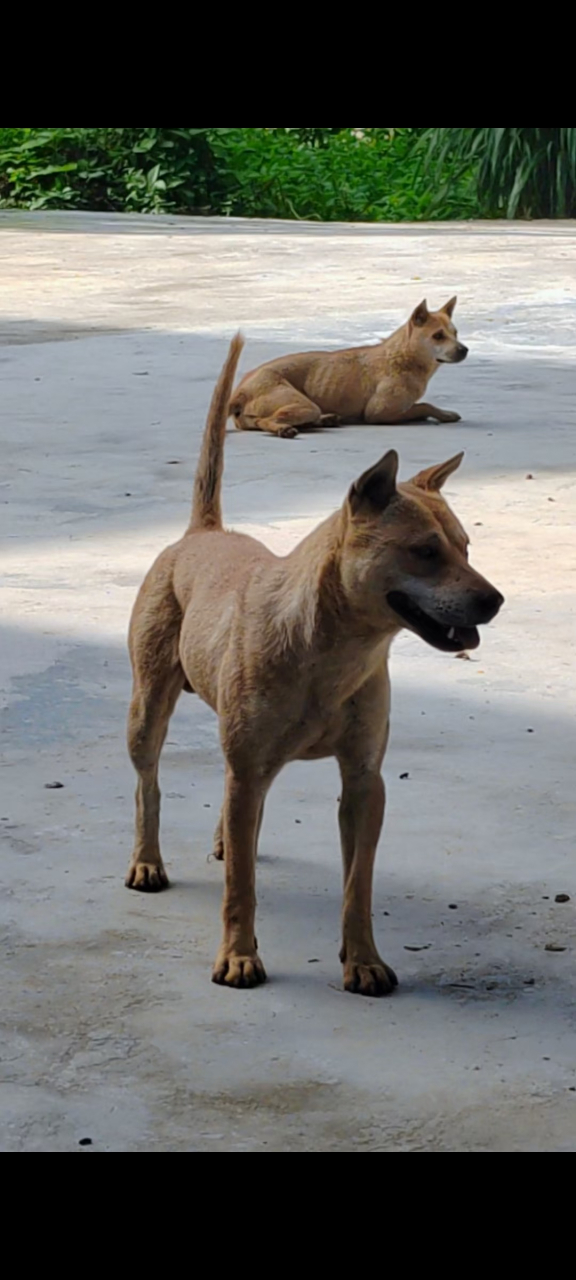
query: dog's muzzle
387 588 504 653
438 344 469 365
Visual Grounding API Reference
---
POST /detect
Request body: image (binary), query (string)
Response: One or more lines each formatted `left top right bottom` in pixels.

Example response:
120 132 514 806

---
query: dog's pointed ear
442 296 458 319
411 452 465 493
410 300 429 328
349 450 399 514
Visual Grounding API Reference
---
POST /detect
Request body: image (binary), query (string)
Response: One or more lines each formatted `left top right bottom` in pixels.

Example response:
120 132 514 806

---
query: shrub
0 126 476 220
211 128 477 222
0 128 227 213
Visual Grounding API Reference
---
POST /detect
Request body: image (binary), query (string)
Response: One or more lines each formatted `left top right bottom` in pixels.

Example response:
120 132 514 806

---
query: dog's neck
383 322 437 377
269 511 398 665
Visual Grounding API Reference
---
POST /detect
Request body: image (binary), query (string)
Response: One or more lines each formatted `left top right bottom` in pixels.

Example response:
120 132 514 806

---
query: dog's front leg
212 799 264 863
338 765 398 998
212 770 267 989
396 403 462 424
365 383 461 426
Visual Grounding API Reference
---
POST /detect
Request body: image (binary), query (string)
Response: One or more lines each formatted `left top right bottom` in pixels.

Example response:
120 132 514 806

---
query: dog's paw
125 861 169 893
212 835 225 862
436 410 462 424
343 959 398 998
278 425 299 439
212 949 267 990
319 413 342 428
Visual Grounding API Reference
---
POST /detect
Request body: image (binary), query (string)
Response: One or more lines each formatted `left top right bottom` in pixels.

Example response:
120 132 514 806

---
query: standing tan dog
230 299 469 438
126 337 503 997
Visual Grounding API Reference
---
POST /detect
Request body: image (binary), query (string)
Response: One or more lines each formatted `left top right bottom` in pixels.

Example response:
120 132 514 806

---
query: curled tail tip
223 332 245 400
190 333 245 532
227 331 245 369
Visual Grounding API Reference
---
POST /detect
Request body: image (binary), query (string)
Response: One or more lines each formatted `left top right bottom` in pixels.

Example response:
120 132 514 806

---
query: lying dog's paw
436 410 462 423
319 413 342 428
278 425 299 439
212 950 267 990
343 960 398 998
125 861 169 893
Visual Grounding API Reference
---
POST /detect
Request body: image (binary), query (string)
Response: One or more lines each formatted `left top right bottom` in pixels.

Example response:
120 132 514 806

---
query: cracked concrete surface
0 212 575 1152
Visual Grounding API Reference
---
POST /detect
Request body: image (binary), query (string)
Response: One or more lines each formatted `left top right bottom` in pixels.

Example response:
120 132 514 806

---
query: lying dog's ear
411 452 465 493
349 450 399 514
442 296 458 319
411 300 429 328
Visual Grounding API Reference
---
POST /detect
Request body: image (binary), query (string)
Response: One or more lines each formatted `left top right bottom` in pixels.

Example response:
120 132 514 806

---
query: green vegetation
424 128 576 218
0 128 223 214
0 127 471 220
208 128 477 222
0 128 573 221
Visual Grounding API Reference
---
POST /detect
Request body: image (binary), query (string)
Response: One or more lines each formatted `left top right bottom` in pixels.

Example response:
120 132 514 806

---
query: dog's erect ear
411 452 465 493
411 300 429 328
349 450 399 514
442 297 458 319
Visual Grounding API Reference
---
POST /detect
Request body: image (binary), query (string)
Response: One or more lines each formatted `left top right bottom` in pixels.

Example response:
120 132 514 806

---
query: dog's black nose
478 589 505 622
457 344 469 362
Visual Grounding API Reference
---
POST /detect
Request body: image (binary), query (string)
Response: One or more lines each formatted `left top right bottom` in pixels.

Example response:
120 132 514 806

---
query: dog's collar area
387 591 480 653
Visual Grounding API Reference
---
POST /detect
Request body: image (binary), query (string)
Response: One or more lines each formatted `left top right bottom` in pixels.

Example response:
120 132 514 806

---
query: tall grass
425 128 576 218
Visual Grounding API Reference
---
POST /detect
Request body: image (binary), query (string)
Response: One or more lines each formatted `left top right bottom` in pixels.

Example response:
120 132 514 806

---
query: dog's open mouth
387 592 480 653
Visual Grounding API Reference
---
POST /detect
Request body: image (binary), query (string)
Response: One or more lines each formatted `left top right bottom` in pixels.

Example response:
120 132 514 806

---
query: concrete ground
1 212 575 1153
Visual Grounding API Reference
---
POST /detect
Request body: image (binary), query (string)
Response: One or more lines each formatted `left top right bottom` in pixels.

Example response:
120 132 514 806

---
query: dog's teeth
448 628 456 641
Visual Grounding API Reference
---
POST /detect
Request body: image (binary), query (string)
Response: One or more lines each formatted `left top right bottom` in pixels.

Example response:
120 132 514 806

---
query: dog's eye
412 543 440 561
433 331 445 341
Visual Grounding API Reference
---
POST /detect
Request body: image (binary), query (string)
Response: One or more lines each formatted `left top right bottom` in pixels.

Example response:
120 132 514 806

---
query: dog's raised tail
190 333 244 531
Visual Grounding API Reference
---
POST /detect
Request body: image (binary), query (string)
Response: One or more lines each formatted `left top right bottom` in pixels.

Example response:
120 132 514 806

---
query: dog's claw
344 961 398 998
279 426 299 439
125 862 170 893
212 952 267 990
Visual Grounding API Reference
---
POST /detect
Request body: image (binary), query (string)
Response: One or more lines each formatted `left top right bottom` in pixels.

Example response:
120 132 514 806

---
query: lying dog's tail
189 333 244 532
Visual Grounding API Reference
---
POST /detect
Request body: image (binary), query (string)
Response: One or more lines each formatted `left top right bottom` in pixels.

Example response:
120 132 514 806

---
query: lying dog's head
341 451 503 652
408 297 468 366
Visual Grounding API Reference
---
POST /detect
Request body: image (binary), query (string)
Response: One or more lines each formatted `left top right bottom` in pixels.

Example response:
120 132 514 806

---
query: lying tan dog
126 337 503 997
230 299 469 438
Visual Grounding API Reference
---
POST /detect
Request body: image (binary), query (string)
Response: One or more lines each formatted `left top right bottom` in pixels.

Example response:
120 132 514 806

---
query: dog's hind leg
125 557 186 893
253 409 315 439
235 384 327 439
212 812 225 861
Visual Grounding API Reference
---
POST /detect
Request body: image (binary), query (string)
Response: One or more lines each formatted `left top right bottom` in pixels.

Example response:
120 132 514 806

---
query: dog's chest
289 680 375 763
297 717 348 761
